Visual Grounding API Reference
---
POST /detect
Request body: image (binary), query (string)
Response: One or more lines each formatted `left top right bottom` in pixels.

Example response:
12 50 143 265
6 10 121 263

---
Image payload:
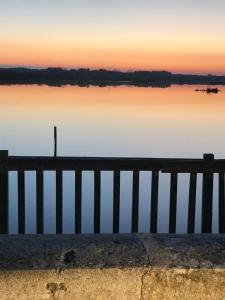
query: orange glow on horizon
1 1 225 75
1 42 225 75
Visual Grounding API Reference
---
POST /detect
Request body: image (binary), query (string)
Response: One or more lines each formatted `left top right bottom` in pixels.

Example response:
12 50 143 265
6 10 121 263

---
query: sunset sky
1 0 225 74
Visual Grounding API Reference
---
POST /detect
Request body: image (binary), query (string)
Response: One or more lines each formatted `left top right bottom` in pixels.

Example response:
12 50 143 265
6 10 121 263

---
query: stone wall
0 234 225 299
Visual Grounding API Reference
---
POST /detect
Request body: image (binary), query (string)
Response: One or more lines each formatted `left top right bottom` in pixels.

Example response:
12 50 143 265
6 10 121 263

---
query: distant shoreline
0 80 225 88
0 67 225 87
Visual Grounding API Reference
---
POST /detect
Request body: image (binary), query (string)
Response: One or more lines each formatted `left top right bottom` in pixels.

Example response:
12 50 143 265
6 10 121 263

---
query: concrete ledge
1 234 225 299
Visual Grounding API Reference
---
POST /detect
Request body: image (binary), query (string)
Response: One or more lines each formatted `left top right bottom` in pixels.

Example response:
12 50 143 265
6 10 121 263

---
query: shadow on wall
0 234 225 271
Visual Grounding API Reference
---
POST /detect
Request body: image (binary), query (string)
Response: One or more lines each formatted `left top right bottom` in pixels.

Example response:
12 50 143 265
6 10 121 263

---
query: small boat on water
195 87 220 94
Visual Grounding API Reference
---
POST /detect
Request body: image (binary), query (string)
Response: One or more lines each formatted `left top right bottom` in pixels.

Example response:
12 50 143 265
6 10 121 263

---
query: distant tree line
0 67 224 85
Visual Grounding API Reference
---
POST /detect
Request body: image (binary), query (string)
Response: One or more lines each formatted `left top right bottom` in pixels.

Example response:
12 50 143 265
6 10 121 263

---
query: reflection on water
1 84 225 234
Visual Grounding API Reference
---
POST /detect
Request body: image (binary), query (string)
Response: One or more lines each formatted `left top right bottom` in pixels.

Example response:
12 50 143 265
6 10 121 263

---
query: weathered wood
150 171 159 233
169 173 178 233
36 170 44 234
94 170 101 234
219 173 225 233
56 170 63 234
113 171 120 233
18 170 25 234
201 154 214 233
1 156 162 171
4 156 225 172
0 151 9 234
187 173 197 233
132 171 139 233
75 170 82 234
0 150 8 160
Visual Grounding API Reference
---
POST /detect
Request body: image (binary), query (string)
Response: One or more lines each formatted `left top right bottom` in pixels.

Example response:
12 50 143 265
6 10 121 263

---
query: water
1 84 225 234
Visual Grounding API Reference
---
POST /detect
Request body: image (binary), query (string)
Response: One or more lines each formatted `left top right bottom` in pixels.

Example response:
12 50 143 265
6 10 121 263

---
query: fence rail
0 150 225 235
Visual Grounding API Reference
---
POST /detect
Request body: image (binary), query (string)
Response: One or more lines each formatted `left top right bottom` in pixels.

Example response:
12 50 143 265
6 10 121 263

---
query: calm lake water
1 84 225 234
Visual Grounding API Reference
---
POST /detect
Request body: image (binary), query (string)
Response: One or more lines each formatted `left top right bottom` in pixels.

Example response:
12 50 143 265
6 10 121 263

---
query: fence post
54 126 57 157
201 153 214 233
0 150 9 234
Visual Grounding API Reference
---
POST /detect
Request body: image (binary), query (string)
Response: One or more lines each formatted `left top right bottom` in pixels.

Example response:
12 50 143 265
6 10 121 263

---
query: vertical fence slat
132 170 139 233
18 170 25 234
56 170 63 234
219 173 225 233
36 170 44 234
150 171 159 233
0 150 9 234
94 170 101 233
113 170 120 233
169 172 178 233
54 126 57 157
187 173 197 233
75 170 82 234
202 172 214 233
202 154 214 233
0 172 8 234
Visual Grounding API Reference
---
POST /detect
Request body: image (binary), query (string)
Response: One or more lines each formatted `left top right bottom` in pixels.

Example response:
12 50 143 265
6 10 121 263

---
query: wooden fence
0 150 225 234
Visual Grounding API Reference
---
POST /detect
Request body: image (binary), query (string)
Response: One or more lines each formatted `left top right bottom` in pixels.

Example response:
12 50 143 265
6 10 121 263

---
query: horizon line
0 65 224 77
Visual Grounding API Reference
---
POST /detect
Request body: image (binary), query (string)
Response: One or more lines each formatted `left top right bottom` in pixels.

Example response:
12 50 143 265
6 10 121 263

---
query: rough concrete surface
1 234 225 299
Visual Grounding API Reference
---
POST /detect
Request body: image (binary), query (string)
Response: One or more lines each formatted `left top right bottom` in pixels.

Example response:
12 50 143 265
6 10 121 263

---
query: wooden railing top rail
0 151 224 173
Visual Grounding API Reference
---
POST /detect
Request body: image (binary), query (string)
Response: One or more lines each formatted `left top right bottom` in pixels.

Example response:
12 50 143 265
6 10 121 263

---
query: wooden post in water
54 126 57 157
0 150 9 234
201 153 214 233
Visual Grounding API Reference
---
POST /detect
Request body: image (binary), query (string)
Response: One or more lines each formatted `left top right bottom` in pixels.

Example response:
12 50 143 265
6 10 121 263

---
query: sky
0 0 225 74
